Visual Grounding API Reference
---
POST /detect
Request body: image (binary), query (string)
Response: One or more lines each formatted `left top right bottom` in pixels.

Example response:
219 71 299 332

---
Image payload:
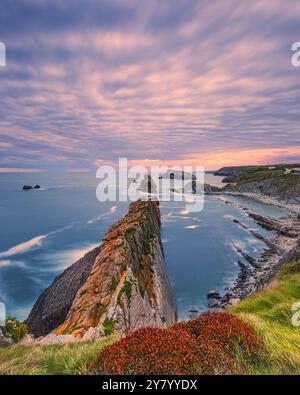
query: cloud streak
0 0 299 170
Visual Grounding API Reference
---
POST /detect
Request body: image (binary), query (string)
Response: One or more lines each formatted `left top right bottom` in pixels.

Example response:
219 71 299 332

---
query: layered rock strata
27 200 176 339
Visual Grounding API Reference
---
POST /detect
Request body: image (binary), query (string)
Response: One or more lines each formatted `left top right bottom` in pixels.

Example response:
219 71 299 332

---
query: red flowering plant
95 312 265 375
96 327 202 375
172 312 265 373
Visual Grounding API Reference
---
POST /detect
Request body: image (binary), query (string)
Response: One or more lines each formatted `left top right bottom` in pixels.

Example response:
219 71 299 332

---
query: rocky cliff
27 200 176 338
26 246 102 336
216 165 300 203
226 175 300 203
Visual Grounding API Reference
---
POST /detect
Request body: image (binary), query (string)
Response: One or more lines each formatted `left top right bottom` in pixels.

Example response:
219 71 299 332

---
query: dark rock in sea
221 293 231 303
237 261 248 270
26 246 102 337
208 298 222 308
23 185 33 191
234 245 261 269
249 212 298 238
34 185 41 189
207 290 221 299
188 306 198 313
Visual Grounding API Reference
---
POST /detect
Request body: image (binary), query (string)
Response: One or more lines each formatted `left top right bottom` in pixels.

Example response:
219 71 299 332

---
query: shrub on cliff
172 311 265 373
95 312 265 375
5 317 28 342
95 327 201 374
102 317 116 336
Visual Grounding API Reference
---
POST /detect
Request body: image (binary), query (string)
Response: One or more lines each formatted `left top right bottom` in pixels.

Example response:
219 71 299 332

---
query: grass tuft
0 336 118 375
230 256 300 374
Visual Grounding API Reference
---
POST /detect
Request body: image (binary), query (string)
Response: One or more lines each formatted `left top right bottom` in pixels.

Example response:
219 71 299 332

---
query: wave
0 223 74 259
180 209 190 215
0 259 13 268
0 259 26 268
39 242 100 273
185 225 200 230
0 235 46 258
87 215 106 224
87 205 118 224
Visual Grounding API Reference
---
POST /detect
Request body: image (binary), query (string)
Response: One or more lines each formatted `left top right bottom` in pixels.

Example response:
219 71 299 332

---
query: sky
0 0 300 171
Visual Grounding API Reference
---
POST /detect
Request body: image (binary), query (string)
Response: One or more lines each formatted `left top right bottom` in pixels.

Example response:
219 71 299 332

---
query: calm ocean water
0 172 289 321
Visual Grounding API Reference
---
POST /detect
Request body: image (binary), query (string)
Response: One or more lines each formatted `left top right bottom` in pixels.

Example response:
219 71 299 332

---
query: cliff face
28 200 176 338
214 165 300 203
214 166 261 177
26 246 101 337
226 176 300 203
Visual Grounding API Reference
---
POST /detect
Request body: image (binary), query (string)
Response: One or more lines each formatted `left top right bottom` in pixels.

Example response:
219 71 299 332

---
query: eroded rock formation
26 246 102 336
27 200 176 338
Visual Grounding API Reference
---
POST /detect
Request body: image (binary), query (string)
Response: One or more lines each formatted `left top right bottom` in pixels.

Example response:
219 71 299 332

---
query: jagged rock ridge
27 200 176 338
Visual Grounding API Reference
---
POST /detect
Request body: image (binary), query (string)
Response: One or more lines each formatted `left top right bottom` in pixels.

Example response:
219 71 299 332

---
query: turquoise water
0 172 290 320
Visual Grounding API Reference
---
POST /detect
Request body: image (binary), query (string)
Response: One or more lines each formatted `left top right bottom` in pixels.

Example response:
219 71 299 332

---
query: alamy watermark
96 158 205 212
291 302 300 327
0 300 6 326
0 42 6 67
291 42 300 67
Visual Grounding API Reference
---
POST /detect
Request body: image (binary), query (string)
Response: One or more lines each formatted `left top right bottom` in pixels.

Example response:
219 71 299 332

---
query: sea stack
27 200 176 338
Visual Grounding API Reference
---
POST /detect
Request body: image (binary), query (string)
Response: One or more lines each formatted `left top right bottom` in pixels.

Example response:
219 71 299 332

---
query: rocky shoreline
220 191 300 214
207 194 300 309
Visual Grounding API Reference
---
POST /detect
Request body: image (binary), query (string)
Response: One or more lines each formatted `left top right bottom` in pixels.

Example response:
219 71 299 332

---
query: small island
22 185 41 191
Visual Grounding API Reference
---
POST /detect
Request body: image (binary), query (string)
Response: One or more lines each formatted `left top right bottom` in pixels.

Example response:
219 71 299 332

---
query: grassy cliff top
231 254 300 374
0 335 118 375
215 163 300 176
222 165 300 202
1 255 300 375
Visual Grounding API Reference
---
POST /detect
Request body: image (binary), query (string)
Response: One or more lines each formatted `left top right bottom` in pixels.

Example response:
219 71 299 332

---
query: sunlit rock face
28 200 176 338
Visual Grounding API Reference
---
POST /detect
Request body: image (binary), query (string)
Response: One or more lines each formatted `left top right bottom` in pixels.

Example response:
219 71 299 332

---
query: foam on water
0 235 46 258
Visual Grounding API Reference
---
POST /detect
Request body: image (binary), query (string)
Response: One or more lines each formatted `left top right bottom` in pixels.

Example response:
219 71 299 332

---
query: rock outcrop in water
248 213 299 238
22 185 41 191
27 200 176 338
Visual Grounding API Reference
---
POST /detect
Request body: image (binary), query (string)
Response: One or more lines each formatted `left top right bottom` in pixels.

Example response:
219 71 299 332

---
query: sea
0 172 290 321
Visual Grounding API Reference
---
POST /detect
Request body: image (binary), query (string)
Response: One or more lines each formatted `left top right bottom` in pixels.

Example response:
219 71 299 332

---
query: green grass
0 336 118 375
2 255 300 375
230 255 300 374
235 169 284 186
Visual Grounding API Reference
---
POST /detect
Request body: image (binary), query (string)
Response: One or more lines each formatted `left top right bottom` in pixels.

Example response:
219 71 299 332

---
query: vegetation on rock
95 327 201 375
221 164 300 202
231 254 300 374
2 255 300 375
173 312 265 373
53 200 175 337
102 317 116 336
0 336 117 374
95 312 265 375
5 317 28 342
